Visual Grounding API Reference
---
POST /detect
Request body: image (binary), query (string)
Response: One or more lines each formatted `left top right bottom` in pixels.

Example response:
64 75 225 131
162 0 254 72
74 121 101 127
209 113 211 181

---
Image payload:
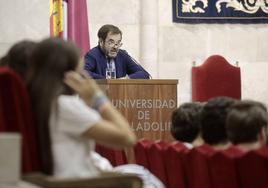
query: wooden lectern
96 79 178 163
97 79 178 141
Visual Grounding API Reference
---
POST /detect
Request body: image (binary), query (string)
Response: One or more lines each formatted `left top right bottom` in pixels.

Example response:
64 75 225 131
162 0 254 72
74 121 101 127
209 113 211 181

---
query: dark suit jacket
84 46 150 79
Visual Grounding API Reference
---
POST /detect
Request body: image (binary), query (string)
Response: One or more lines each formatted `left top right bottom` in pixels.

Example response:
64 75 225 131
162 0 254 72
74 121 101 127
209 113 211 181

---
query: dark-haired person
171 102 204 148
0 40 36 79
84 24 150 79
201 96 237 150
27 38 164 188
226 100 268 152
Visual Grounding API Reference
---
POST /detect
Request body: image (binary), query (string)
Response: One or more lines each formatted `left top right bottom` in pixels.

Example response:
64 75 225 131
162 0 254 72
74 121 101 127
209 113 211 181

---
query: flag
49 0 90 55
49 0 64 37
62 0 68 39
67 0 90 56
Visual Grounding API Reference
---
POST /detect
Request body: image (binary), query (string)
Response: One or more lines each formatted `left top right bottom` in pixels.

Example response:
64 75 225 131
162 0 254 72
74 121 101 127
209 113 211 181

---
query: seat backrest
236 146 268 188
0 67 40 173
24 172 144 188
165 141 189 188
147 140 169 187
134 138 153 169
208 146 243 188
192 55 241 102
95 144 127 166
184 144 215 188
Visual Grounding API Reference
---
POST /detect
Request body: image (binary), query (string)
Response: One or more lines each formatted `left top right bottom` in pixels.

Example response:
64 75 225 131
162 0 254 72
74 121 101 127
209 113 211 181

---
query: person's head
28 37 81 96
226 100 268 147
27 37 81 175
0 56 8 66
97 24 122 58
0 40 36 79
201 96 237 146
171 102 203 144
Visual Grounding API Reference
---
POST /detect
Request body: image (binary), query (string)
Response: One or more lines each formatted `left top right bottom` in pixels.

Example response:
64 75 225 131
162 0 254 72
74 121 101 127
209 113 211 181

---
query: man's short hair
97 24 122 41
201 96 237 145
226 100 268 144
171 102 203 143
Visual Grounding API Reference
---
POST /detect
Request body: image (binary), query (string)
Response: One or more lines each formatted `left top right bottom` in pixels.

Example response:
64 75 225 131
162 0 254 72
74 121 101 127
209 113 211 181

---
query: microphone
120 49 152 79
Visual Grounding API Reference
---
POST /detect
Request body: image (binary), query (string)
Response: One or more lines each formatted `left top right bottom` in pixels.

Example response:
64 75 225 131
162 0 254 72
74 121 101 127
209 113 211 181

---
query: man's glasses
105 40 123 48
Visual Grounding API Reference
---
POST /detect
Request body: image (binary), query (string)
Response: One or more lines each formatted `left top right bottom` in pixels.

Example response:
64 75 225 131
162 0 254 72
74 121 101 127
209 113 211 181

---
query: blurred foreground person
27 38 164 188
0 40 36 79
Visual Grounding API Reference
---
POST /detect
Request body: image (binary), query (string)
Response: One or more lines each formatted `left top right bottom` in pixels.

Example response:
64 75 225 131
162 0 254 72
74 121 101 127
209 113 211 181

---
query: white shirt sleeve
55 95 101 136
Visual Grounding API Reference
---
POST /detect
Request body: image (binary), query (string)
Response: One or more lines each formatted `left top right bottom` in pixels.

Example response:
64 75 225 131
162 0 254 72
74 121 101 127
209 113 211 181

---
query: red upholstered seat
147 140 169 187
0 67 41 173
134 138 153 169
236 146 268 188
184 144 215 188
192 55 241 102
95 144 127 166
165 141 189 188
208 146 243 188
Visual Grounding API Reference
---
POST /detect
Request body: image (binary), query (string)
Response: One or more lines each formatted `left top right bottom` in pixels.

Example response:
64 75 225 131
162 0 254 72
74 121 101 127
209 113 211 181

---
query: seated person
0 40 36 80
226 100 268 152
84 24 150 79
27 38 164 188
171 102 204 148
200 97 237 150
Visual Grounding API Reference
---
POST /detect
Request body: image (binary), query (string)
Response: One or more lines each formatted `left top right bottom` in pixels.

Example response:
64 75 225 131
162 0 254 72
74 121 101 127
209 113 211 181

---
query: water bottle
106 59 116 79
110 66 116 79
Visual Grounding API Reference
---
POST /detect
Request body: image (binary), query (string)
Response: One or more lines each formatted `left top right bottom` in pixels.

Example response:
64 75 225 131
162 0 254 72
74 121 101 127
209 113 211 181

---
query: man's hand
118 75 129 79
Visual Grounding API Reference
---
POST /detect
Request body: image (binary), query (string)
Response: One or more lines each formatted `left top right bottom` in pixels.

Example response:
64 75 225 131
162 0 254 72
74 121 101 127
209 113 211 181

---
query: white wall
0 0 268 105
0 0 49 54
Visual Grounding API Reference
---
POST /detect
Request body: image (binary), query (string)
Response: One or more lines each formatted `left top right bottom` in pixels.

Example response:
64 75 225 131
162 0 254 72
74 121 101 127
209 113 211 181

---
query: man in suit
84 24 150 79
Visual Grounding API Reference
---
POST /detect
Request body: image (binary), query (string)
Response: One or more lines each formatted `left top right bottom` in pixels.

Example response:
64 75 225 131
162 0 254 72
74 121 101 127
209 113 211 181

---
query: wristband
91 91 109 111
